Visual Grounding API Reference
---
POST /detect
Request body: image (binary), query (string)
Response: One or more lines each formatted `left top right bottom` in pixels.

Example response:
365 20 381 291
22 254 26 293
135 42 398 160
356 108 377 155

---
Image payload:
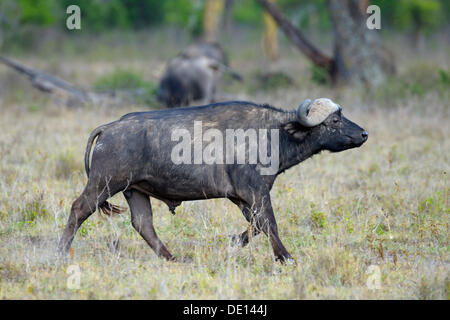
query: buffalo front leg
124 189 174 261
229 199 261 247
257 201 293 262
249 195 293 262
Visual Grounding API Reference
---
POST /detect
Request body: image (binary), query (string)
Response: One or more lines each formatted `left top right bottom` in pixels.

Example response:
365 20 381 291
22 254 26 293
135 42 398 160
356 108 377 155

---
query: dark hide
58 101 368 262
157 42 241 108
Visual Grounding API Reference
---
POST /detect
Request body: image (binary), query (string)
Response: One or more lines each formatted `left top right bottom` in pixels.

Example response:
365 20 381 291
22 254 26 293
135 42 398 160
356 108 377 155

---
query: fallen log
0 55 105 106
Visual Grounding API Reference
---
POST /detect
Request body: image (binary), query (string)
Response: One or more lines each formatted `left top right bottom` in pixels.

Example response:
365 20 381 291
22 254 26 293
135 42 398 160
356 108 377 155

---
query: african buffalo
181 42 242 81
58 98 368 262
157 42 241 108
181 42 229 66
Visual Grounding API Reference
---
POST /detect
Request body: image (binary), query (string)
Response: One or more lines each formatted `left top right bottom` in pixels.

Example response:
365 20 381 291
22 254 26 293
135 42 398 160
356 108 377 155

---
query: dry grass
0 30 448 299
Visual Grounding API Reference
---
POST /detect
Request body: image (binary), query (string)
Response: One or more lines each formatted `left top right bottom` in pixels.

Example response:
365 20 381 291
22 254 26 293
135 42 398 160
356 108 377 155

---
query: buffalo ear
283 122 300 135
282 122 309 140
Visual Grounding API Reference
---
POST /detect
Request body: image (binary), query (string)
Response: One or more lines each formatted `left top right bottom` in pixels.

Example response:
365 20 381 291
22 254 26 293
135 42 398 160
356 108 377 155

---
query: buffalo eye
332 117 340 124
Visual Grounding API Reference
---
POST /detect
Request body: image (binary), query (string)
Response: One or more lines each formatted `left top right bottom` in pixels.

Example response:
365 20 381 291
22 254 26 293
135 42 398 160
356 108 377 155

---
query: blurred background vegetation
0 0 448 106
1 0 448 50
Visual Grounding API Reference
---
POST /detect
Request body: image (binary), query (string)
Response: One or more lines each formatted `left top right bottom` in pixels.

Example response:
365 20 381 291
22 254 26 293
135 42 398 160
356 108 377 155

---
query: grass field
0 29 448 299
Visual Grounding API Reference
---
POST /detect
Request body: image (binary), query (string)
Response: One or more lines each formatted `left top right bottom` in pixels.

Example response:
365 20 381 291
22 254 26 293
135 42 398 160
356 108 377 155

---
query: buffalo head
296 98 368 152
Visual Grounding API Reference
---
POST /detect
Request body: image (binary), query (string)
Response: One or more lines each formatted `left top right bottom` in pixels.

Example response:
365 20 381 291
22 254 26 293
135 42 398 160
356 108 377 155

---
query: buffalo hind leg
58 192 99 255
124 189 174 261
230 227 260 247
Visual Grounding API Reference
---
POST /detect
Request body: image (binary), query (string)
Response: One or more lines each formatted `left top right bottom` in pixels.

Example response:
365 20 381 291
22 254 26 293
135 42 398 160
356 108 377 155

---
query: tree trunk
257 0 333 71
0 55 89 104
222 0 234 36
0 55 123 107
263 0 279 61
258 0 395 87
203 0 224 42
326 0 394 86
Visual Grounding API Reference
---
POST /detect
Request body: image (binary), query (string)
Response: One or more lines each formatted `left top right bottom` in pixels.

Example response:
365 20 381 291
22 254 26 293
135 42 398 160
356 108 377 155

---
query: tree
0 0 20 49
203 0 225 41
263 0 279 61
394 0 442 48
258 0 395 86
222 0 234 36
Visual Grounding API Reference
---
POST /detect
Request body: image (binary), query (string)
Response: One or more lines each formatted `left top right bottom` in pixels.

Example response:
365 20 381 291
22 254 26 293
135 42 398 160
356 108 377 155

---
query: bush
61 0 129 31
19 192 49 224
248 70 295 93
94 70 148 91
310 64 331 85
232 0 263 25
6 0 450 37
120 0 165 28
372 64 449 105
94 70 157 105
310 202 328 230
393 0 443 33
17 0 59 25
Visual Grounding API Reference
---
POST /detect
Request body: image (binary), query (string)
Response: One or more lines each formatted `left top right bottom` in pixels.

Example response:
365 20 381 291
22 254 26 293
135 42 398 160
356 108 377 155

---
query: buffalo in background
157 42 241 108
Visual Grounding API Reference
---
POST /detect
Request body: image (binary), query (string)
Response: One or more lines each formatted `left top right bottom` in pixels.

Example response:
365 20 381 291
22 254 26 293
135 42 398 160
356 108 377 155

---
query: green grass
0 30 448 299
93 69 158 105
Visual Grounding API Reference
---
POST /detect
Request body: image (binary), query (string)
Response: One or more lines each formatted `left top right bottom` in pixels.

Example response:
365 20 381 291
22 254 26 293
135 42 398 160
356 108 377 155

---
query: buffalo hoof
275 254 296 265
172 256 193 264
